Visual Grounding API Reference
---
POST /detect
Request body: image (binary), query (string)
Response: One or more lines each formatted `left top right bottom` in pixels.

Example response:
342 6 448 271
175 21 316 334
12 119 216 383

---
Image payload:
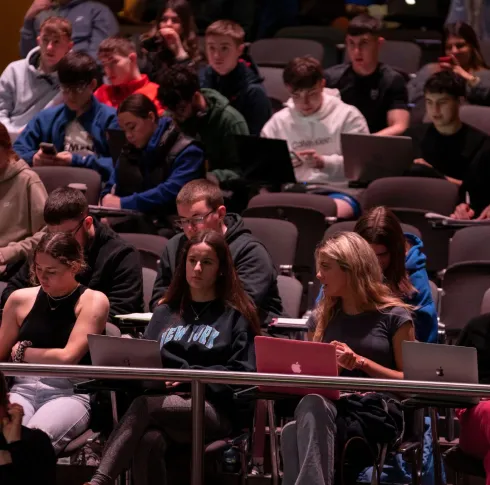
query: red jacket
95 74 164 115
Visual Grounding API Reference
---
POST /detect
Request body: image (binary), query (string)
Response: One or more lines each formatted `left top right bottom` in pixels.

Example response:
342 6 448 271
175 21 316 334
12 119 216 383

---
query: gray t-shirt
307 306 412 377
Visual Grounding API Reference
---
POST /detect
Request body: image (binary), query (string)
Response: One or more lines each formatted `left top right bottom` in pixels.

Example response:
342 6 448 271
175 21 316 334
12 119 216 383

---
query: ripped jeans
9 376 91 455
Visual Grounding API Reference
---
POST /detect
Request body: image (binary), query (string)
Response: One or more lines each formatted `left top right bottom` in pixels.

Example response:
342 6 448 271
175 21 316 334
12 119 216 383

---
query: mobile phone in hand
438 56 453 64
40 142 57 156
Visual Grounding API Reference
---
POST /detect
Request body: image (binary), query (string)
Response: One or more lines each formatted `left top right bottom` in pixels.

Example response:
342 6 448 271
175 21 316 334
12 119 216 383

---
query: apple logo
291 362 302 374
436 366 444 377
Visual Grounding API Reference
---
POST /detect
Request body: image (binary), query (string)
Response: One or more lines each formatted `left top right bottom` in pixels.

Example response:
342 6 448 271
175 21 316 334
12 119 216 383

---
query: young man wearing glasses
13 51 119 182
150 179 283 326
0 17 73 141
0 187 144 322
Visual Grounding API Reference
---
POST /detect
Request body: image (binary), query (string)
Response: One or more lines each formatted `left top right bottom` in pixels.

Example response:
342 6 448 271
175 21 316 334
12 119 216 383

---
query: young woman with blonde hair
281 232 415 485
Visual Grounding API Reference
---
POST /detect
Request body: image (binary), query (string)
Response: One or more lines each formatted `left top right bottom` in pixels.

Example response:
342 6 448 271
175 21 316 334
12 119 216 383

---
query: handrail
1 363 490 398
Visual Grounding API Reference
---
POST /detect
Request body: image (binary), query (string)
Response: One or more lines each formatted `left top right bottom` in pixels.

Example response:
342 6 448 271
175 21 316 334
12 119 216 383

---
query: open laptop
88 334 162 368
255 336 339 399
231 135 297 186
106 128 127 166
387 0 440 19
341 133 413 186
403 341 479 405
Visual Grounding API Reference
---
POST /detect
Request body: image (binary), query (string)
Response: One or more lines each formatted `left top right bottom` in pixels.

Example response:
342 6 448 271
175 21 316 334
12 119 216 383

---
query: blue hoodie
315 233 438 343
102 117 205 213
13 96 118 182
404 233 438 344
20 0 119 59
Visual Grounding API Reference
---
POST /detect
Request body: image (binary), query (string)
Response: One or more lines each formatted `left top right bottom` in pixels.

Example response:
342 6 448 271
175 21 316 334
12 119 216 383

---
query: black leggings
91 394 232 485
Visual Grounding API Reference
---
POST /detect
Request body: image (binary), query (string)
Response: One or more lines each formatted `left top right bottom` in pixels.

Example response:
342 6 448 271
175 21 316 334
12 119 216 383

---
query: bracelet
13 341 32 363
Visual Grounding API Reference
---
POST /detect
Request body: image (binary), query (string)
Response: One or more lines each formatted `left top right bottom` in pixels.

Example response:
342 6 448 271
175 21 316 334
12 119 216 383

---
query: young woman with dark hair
100 93 204 224
409 22 490 115
354 206 437 343
0 122 47 280
86 229 260 485
0 370 56 485
139 0 201 81
0 232 109 455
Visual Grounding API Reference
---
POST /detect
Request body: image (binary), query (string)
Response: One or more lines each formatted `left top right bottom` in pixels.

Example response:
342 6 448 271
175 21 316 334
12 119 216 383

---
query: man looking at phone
324 14 410 136
261 56 368 218
0 371 56 485
20 0 118 60
14 51 119 182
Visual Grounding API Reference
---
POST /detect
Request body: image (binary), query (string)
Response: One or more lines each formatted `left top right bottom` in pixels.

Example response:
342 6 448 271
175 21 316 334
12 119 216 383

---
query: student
405 71 490 219
261 56 368 219
0 123 48 279
409 22 490 117
139 0 201 82
21 0 119 60
13 51 119 182
456 313 490 485
0 232 109 454
100 93 204 223
157 64 249 185
0 370 56 485
0 17 73 140
151 179 283 325
95 35 164 115
85 229 259 485
1 187 144 321
282 232 415 485
201 19 272 135
354 207 437 343
324 14 410 136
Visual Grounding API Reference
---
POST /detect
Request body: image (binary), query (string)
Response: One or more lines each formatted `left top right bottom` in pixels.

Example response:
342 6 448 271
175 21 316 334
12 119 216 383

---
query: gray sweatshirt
20 0 119 60
0 47 62 138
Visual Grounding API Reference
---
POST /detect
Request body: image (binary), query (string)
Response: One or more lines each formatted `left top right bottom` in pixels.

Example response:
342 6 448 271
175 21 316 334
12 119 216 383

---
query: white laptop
88 334 162 369
403 341 479 405
341 133 413 185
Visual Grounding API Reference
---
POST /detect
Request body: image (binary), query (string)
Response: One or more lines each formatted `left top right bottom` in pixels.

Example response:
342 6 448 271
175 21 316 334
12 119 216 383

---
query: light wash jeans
9 376 91 455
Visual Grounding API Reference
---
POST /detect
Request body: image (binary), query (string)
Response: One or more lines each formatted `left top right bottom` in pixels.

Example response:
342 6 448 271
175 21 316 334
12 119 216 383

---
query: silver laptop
88 334 162 369
403 341 479 405
341 133 413 184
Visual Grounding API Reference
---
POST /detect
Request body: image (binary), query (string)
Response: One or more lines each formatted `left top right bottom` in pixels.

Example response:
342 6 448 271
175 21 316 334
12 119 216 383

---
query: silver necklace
46 284 80 311
190 301 213 321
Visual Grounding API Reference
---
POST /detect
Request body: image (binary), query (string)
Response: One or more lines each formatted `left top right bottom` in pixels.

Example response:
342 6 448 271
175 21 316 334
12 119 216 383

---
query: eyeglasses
173 210 215 229
60 84 89 95
67 218 86 236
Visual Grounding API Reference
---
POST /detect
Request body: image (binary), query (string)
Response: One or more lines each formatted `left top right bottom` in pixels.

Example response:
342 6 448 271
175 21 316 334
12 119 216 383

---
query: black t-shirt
324 63 408 133
405 123 489 182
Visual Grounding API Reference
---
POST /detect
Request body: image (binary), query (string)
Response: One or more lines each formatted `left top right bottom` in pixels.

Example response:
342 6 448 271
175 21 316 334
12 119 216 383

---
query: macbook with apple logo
254 336 340 399
402 341 479 405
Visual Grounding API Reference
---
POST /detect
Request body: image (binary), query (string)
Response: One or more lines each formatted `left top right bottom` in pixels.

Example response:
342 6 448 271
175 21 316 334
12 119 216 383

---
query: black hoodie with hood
150 213 283 325
200 58 272 135
1 220 144 321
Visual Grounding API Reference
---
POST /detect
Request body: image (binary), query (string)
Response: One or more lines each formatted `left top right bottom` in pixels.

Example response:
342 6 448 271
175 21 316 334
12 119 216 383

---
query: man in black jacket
150 179 283 325
0 187 144 321
0 371 56 485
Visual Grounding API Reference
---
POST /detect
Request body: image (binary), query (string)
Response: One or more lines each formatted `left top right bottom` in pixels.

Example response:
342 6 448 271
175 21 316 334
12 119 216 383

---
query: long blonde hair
313 232 412 342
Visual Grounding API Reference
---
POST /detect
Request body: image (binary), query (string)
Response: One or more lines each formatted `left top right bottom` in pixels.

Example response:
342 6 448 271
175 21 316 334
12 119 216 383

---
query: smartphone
438 56 453 64
290 151 306 168
40 142 57 156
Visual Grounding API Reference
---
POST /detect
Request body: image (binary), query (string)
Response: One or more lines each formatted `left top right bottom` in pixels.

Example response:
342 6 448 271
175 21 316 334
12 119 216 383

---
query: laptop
341 133 413 185
403 341 479 405
387 0 440 18
255 336 340 399
88 334 162 369
106 128 127 166
231 135 297 186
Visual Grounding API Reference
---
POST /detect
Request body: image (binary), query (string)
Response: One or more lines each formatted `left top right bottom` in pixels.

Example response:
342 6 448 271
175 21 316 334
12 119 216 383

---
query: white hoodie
0 47 62 139
261 88 369 184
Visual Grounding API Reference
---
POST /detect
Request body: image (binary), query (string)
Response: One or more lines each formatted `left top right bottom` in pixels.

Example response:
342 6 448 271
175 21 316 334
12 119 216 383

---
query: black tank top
18 285 91 365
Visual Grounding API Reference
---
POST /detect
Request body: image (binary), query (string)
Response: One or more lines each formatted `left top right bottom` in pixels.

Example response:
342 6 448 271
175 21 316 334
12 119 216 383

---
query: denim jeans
9 376 91 455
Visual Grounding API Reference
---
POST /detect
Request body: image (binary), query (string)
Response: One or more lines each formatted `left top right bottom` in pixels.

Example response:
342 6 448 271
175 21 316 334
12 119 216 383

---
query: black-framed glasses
60 83 90 95
173 210 215 229
67 218 86 236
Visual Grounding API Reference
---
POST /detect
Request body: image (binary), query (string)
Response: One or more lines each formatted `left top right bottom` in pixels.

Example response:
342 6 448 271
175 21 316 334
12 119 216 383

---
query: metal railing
2 362 490 485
